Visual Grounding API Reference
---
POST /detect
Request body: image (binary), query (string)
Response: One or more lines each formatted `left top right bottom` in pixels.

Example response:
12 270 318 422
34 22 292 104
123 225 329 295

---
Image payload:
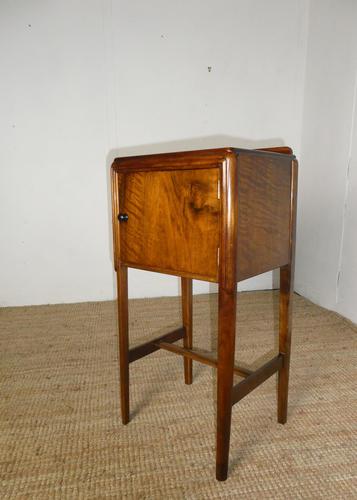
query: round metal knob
118 213 129 222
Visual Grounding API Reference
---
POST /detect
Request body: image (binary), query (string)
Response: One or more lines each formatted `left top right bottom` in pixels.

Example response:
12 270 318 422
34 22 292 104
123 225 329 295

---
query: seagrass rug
1 291 356 499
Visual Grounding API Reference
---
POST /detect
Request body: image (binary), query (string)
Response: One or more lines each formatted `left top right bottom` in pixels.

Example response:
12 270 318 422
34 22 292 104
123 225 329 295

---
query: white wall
338 96 357 323
0 1 112 306
295 0 357 323
0 0 308 306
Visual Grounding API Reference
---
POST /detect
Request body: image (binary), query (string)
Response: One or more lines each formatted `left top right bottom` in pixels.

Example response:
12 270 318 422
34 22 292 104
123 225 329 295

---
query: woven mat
1 291 356 499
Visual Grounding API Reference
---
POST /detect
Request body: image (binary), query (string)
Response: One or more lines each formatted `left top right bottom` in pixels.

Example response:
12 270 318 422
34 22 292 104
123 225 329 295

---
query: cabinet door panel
118 168 220 281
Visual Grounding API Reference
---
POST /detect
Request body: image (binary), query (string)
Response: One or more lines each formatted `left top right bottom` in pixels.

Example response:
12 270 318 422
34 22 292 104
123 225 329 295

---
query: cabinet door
117 168 221 281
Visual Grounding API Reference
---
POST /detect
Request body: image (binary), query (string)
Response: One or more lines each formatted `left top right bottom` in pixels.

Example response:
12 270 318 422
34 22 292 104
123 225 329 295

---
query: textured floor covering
1 291 356 499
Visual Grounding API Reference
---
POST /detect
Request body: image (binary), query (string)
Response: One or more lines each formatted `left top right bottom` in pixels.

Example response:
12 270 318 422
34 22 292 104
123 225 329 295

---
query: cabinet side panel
118 168 220 281
237 153 292 281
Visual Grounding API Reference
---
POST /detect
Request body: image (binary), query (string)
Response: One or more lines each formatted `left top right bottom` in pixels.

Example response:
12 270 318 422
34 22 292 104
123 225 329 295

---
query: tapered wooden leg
216 285 237 481
278 264 293 424
117 265 129 424
181 277 193 385
278 160 298 424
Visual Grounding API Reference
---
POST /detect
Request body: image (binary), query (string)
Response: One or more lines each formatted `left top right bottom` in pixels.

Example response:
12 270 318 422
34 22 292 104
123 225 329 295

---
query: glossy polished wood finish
237 152 291 281
117 265 129 425
117 169 220 281
112 148 236 173
128 327 184 363
232 354 283 405
216 152 239 481
258 146 293 155
156 341 252 378
111 146 298 481
278 159 298 424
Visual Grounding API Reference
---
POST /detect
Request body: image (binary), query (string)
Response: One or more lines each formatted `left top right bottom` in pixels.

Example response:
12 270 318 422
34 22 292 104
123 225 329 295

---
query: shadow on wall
105 135 286 299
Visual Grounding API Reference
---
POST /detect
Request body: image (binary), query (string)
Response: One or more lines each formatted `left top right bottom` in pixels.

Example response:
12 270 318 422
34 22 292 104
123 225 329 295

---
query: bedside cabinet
111 146 298 480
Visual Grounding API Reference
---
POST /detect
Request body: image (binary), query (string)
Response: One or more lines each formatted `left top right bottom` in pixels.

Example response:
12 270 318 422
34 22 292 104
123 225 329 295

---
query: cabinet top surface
112 146 295 171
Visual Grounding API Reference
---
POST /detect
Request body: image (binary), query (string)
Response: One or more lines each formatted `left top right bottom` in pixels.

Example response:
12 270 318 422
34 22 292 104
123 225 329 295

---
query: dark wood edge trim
112 148 233 168
128 327 184 363
257 146 294 155
156 343 252 378
220 151 239 288
232 354 284 405
118 260 295 285
237 262 290 282
238 148 295 160
289 159 298 268
111 147 295 172
278 159 298 359
112 161 222 173
111 170 121 272
119 261 218 283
